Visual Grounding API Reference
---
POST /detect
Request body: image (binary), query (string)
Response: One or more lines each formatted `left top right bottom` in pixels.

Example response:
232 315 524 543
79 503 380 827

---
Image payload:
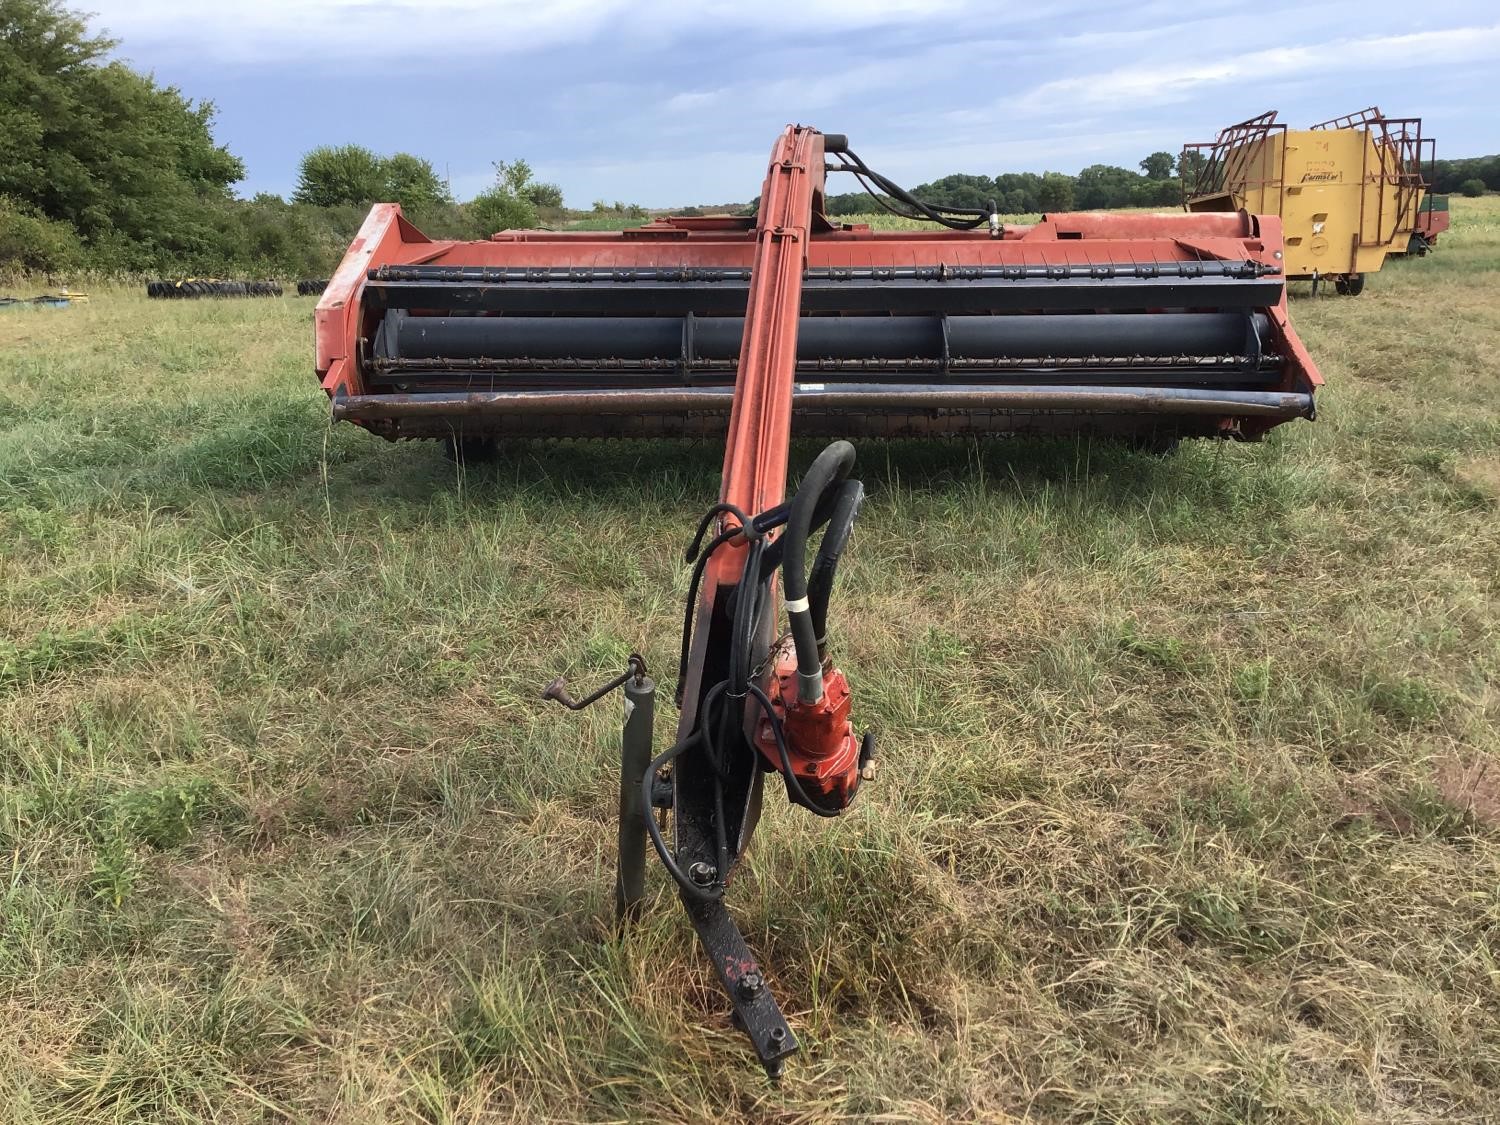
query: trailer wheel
1343 273 1365 296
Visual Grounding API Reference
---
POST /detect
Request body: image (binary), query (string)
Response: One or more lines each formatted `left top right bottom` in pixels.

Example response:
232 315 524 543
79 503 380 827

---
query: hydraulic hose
727 539 766 697
652 449 868 902
806 479 864 650
782 441 856 703
833 148 991 231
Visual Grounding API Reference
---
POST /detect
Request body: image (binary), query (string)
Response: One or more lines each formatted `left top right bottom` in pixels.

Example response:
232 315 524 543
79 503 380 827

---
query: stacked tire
145 279 283 299
296 279 329 296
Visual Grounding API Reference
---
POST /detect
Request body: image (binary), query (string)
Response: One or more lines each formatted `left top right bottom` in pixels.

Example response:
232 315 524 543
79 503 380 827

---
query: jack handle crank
541 653 658 926
541 654 648 710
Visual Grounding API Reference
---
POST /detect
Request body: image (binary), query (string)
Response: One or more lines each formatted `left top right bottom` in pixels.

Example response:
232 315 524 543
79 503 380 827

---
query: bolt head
688 862 717 887
736 971 764 1000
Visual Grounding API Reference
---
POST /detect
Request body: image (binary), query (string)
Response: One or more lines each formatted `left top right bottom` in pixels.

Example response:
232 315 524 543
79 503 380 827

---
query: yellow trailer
1182 108 1436 295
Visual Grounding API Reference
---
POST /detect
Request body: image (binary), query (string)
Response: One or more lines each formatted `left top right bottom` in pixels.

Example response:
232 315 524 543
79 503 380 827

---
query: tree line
892 154 1498 217
0 0 585 277
827 150 1191 218
1430 157 1500 197
2 0 1493 279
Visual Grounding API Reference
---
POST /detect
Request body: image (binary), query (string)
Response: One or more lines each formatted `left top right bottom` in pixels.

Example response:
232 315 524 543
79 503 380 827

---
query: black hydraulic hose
641 732 722 902
650 464 873 901
756 479 861 580
677 499 798 707
684 502 752 563
782 441 856 703
836 148 990 231
675 526 739 707
746 683 844 817
807 479 864 649
678 453 857 708
727 539 766 698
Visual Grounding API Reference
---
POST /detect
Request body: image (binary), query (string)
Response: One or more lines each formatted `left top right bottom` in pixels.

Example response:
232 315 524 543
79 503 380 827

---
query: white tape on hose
784 596 810 613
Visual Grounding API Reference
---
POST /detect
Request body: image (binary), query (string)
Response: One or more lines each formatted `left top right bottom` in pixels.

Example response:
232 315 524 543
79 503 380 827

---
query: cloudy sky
89 0 1498 208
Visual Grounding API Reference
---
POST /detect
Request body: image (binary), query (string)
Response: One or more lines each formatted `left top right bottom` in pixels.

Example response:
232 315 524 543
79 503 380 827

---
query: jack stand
543 655 656 923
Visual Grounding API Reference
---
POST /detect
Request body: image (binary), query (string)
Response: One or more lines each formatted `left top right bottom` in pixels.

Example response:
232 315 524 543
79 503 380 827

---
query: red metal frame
716 127 819 566
677 126 823 744
317 126 1323 756
314 125 1326 1077
1181 110 1288 214
1331 112 1430 253
319 220 1318 406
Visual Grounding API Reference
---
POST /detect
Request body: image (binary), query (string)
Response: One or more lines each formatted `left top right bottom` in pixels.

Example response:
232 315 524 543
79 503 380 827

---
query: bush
522 181 564 210
293 145 386 207
0 197 83 275
383 152 452 212
2 0 244 272
1460 178 1487 198
467 188 537 237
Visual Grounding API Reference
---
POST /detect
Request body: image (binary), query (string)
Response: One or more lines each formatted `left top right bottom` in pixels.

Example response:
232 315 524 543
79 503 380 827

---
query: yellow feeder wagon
1182 108 1438 295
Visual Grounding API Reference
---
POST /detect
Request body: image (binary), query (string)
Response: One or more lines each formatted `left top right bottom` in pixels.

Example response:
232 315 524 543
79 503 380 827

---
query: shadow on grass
324 428 1314 525
0 380 1317 531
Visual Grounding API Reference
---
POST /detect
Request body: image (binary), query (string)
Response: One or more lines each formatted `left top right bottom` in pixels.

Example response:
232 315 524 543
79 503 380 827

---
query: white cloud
664 90 723 113
91 0 978 63
85 0 1499 205
1010 25 1500 115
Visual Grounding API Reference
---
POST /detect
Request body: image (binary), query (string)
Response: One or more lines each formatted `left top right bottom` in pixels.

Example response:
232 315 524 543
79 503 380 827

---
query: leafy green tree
382 153 452 212
494 160 535 197
911 173 995 210
523 181 564 209
1133 177 1182 207
466 159 549 235
293 148 451 212
1139 151 1175 180
1036 173 1075 212
824 191 872 216
1429 157 1498 193
995 172 1043 212
0 197 83 273
468 188 536 234
0 0 244 269
1074 164 1140 209
1460 178 1486 197
293 145 386 207
1178 148 1209 190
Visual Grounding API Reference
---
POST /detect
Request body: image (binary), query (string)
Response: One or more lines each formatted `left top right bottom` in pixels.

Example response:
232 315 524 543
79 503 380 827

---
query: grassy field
2 199 1498 1123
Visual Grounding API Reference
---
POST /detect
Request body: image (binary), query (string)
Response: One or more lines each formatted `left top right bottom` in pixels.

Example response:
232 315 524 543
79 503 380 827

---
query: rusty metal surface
334 385 1312 421
316 157 1323 436
348 410 1258 442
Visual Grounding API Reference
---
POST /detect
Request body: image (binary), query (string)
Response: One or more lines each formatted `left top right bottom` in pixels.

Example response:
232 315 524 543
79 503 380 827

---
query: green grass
1 198 1499 1122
